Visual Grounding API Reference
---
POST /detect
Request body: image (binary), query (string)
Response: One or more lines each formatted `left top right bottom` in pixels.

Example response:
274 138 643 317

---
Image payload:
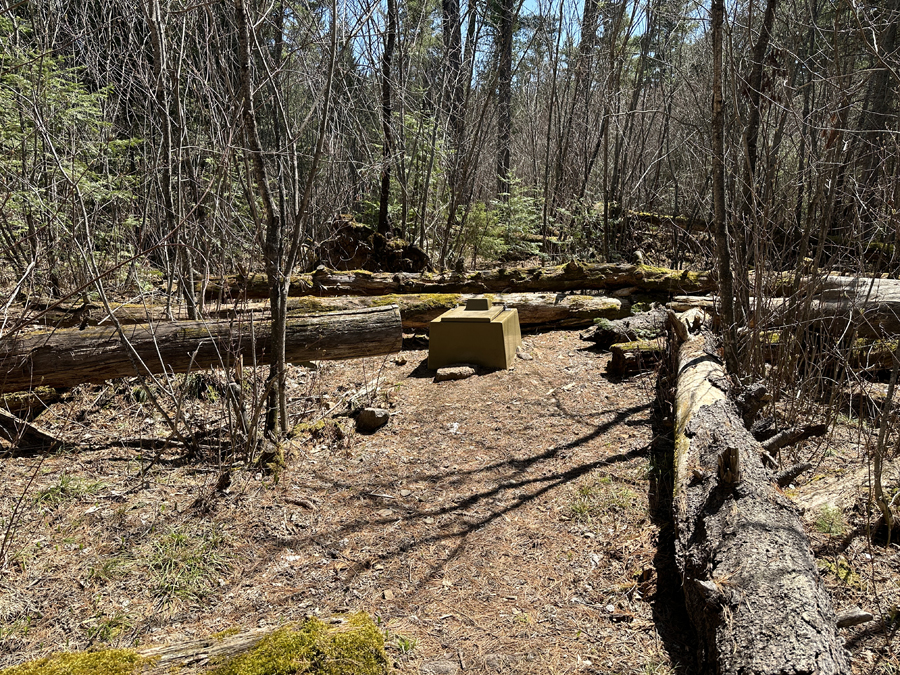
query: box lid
440 305 505 323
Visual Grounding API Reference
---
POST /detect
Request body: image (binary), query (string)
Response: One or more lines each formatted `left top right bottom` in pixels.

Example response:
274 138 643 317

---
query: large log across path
0 306 402 394
23 292 631 331
669 318 850 673
202 261 717 299
200 263 900 338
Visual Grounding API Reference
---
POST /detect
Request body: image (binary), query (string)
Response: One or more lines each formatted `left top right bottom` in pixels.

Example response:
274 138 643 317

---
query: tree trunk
378 0 396 236
0 307 402 395
710 0 739 375
496 0 513 198
671 330 851 674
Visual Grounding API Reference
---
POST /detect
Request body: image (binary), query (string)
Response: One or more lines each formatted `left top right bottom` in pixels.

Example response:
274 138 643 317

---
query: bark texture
17 293 629 331
581 306 669 348
673 334 851 674
669 273 900 339
608 338 665 375
0 307 401 394
202 262 716 299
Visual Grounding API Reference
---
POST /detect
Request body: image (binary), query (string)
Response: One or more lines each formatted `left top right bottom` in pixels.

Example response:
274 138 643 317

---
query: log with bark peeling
201 261 716 299
0 306 401 394
668 274 900 339
671 326 850 673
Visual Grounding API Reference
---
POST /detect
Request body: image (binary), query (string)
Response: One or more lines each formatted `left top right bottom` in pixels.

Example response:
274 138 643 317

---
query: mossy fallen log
0 307 401 395
581 306 669 349
201 261 716 299
669 321 850 673
15 293 630 332
608 339 665 376
0 613 388 675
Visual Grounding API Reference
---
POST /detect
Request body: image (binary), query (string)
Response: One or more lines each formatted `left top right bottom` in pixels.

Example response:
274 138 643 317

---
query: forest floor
1 327 900 673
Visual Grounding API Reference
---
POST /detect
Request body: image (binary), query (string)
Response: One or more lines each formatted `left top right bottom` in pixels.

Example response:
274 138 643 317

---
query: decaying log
580 306 668 348
761 424 829 455
774 463 814 488
608 339 666 376
672 333 850 673
15 292 629 332
137 626 275 674
1 387 62 418
202 261 716 299
671 275 900 339
0 306 402 394
0 409 62 448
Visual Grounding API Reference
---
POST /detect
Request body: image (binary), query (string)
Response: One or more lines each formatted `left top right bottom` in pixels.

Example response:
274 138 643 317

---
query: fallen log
202 261 717 299
0 306 401 394
581 306 669 348
671 328 850 673
670 274 900 339
608 339 666 376
0 409 62 448
15 292 630 332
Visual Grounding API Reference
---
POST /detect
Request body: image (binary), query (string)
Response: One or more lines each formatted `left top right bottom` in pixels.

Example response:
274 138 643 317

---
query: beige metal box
428 297 522 370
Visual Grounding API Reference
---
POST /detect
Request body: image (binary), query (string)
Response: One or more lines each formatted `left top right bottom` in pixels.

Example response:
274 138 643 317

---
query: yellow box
428 298 522 370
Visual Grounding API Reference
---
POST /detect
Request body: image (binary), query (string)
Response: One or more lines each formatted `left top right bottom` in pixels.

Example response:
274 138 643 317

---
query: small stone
423 517 435 524
517 352 533 361
383 589 394 600
393 355 408 366
421 661 458 675
356 407 390 432
484 654 512 669
400 489 412 497
435 365 476 382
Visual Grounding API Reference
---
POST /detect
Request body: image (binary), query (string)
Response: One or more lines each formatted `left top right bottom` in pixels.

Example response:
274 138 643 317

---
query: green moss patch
0 649 148 675
613 339 663 353
210 613 388 675
818 556 863 590
396 294 462 312
287 298 332 313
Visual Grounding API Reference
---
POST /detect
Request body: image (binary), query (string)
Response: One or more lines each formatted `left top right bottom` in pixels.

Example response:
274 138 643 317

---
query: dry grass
0 329 898 673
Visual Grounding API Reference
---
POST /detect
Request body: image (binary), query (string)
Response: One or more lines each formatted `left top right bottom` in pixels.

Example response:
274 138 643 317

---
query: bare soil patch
0 328 898 673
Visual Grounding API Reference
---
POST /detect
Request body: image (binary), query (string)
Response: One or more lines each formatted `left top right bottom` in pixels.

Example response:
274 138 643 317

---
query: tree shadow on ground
265 402 652 587
648 427 701 673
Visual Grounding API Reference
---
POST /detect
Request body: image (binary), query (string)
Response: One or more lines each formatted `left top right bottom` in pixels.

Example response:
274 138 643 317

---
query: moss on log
608 339 666 376
201 262 716 299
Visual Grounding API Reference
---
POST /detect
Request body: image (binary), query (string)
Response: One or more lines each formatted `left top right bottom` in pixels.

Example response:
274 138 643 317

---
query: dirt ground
1 328 899 674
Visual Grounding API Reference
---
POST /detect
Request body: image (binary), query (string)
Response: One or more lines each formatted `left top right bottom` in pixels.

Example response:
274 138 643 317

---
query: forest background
3 0 899 431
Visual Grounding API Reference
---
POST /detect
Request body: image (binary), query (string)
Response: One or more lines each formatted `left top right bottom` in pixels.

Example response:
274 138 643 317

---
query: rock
516 351 533 361
356 407 390 432
434 365 476 382
421 661 458 675
483 654 520 671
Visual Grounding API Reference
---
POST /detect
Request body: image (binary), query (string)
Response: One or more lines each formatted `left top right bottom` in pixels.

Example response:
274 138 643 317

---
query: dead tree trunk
17 292 630 331
0 307 401 394
203 262 717 299
671 328 850 673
